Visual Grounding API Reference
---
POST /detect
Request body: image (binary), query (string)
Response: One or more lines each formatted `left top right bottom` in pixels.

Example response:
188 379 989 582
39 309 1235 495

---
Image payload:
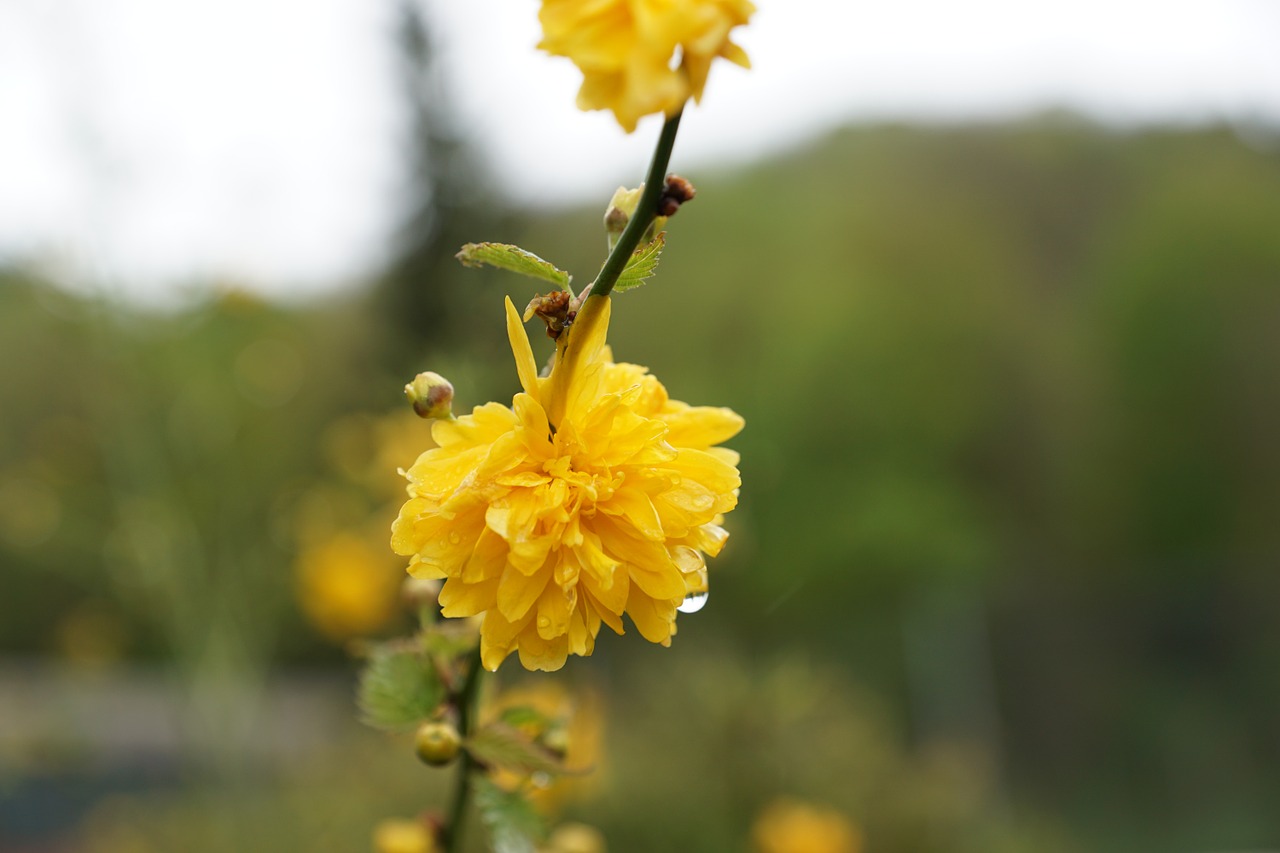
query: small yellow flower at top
373 818 436 853
752 799 863 853
392 295 743 671
538 0 755 132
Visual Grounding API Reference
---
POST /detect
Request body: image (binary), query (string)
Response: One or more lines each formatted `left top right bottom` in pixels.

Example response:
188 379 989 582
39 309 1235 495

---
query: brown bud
657 174 696 217
524 290 575 340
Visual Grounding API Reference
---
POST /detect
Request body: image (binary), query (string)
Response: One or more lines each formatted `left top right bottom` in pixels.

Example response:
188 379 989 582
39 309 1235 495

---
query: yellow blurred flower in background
295 532 403 642
752 799 863 853
485 680 604 814
372 818 435 853
393 296 742 671
538 0 754 132
538 822 607 853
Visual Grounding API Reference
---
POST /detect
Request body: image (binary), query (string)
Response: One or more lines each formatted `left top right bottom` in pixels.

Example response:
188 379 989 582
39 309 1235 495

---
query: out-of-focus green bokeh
3 35 1279 853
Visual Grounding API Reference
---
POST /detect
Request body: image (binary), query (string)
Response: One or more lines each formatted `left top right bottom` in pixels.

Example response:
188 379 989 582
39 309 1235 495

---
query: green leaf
475 777 545 853
456 243 571 289
614 232 665 292
466 723 568 776
498 705 557 731
356 645 444 731
421 621 481 661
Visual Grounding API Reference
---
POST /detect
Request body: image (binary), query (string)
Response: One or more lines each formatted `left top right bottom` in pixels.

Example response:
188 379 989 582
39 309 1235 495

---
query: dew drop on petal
537 615 552 630
692 494 715 511
447 529 462 545
678 591 709 614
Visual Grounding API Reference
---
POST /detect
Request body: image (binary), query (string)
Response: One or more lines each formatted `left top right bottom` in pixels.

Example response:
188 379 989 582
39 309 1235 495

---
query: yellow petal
516 627 569 672
661 405 744 449
544 294 611 428
481 608 530 671
535 582 575 640
461 526 508 583
497 562 550 622
625 586 675 644
439 576 499 618
600 486 665 541
566 605 596 656
505 296 541 401
582 555 630 616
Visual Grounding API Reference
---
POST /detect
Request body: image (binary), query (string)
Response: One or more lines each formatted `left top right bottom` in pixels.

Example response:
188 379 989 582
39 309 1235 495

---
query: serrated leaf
475 777 545 853
614 232 664 292
457 243 571 289
357 646 444 731
466 723 569 777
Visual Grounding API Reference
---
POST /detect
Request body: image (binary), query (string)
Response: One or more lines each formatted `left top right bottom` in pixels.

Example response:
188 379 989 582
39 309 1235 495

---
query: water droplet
537 615 551 630
678 591 709 614
692 494 715 511
447 530 462 545
531 771 552 789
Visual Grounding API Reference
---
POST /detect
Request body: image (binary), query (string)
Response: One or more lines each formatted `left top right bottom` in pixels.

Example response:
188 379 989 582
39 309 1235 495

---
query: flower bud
603 186 642 238
405 372 454 420
657 174 696 217
415 719 462 766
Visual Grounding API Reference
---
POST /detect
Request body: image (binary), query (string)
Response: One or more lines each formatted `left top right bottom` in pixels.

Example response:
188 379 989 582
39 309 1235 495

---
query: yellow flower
296 532 402 641
539 822 607 853
752 799 863 853
372 818 435 853
538 0 755 132
392 295 742 671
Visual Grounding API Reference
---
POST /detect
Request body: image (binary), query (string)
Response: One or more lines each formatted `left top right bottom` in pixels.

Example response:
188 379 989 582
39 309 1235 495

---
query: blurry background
2 1 1279 851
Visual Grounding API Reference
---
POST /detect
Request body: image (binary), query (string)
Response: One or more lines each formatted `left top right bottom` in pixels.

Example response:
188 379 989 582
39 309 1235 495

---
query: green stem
441 644 485 853
586 107 684 302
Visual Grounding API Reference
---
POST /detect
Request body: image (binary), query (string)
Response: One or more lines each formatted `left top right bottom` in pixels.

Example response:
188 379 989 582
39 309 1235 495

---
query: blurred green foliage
3 118 1280 852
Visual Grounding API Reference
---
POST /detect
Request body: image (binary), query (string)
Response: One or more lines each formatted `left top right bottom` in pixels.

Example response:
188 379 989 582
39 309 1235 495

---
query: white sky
1 0 1278 301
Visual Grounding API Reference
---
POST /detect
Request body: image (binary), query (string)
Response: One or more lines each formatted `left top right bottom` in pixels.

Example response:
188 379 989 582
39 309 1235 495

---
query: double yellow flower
539 0 756 131
392 296 742 671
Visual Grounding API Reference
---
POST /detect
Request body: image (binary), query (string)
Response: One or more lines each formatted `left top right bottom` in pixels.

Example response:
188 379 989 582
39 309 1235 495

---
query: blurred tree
374 0 500 371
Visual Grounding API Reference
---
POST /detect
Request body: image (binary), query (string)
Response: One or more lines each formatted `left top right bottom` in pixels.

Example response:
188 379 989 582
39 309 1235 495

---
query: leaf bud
603 186 642 238
405 372 454 420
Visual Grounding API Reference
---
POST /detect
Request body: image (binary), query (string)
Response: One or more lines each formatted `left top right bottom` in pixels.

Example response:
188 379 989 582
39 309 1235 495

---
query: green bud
603 186 642 238
405 372 454 420
415 719 462 766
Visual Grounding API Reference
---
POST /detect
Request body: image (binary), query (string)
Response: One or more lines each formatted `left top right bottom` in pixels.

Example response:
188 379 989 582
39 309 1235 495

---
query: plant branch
585 107 684 302
441 643 485 853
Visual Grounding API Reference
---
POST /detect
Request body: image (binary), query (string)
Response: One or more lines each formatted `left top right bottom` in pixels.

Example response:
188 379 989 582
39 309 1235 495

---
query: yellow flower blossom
392 295 742 671
538 0 755 132
373 818 435 853
752 799 863 853
539 822 607 853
